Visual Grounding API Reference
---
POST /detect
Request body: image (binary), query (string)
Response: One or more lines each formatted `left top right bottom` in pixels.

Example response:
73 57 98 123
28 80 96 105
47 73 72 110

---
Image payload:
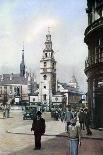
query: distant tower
20 43 25 77
39 29 56 107
84 0 103 128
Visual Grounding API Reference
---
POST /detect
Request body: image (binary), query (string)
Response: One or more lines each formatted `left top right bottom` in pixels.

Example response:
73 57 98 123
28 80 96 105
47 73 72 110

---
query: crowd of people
49 107 92 155
51 107 92 135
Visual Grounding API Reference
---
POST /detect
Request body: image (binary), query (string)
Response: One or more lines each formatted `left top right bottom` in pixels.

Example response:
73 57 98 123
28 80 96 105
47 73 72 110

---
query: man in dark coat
78 108 85 130
84 108 92 135
31 111 45 150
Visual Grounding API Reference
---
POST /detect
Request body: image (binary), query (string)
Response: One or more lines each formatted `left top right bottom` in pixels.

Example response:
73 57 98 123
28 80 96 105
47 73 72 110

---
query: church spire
20 42 25 77
22 42 24 63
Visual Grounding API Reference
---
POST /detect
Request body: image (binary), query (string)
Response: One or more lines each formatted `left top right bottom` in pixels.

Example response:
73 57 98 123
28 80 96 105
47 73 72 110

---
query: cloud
25 17 59 43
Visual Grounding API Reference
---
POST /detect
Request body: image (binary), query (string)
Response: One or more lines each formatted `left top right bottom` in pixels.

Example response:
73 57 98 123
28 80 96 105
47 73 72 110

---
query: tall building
39 31 56 107
84 0 103 128
20 44 25 77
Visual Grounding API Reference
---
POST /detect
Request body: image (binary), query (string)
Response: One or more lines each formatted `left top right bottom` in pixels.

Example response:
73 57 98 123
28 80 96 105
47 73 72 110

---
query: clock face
46 44 51 49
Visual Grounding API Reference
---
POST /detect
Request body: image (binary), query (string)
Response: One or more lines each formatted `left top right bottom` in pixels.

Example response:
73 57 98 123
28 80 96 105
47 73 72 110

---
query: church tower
20 44 25 77
39 30 56 108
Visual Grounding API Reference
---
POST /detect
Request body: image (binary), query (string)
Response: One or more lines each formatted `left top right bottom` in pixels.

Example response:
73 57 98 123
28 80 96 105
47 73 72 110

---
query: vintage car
23 105 37 120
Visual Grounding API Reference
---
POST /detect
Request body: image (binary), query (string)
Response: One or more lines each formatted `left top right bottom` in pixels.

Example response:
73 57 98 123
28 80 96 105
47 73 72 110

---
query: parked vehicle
23 105 37 120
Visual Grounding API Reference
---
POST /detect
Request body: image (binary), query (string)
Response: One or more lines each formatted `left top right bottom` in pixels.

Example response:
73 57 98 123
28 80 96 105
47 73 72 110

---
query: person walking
31 111 45 150
78 108 85 130
2 104 6 118
68 118 81 155
65 108 73 132
6 104 11 118
84 108 92 135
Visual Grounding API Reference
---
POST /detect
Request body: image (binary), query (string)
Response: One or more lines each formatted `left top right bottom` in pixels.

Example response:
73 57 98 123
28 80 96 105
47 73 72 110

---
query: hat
36 111 42 116
70 118 77 124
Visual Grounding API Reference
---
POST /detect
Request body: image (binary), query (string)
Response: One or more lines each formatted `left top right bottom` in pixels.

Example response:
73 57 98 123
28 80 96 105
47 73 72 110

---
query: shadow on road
7 136 68 155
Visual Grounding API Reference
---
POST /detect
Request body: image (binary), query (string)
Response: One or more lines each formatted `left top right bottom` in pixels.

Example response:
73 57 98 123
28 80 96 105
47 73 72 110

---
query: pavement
7 116 103 140
0 111 103 155
7 119 103 155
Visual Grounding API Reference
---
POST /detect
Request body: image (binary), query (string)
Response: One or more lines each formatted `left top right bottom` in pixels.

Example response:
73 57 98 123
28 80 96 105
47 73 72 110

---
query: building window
33 98 35 102
4 86 7 94
10 86 12 94
0 87 2 94
14 87 16 93
43 75 47 80
43 94 46 100
44 86 46 89
55 97 58 101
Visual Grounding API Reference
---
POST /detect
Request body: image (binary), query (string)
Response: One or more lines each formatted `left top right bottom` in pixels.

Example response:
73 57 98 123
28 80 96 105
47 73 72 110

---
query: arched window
43 94 46 100
44 62 47 67
45 53 47 58
52 63 54 69
43 75 47 80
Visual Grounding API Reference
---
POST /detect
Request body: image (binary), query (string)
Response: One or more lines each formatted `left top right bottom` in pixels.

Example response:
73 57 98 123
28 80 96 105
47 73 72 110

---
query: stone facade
84 0 103 128
39 31 56 108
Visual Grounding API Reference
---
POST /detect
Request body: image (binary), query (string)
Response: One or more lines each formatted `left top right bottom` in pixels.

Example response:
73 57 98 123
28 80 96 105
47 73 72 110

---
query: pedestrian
31 111 46 150
54 110 59 121
6 104 11 118
2 105 6 118
78 108 85 130
65 108 73 132
84 108 92 135
60 111 65 122
68 118 81 155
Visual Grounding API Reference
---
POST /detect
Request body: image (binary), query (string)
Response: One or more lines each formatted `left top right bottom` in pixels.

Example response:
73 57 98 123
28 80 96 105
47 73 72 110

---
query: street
0 108 103 155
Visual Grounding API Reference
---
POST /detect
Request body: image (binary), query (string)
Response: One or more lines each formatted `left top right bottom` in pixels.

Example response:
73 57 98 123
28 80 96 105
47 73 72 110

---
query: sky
0 0 88 92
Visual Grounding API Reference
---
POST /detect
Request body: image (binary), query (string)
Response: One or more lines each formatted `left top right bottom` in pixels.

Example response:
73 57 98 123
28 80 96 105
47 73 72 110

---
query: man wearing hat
68 118 81 155
31 111 45 150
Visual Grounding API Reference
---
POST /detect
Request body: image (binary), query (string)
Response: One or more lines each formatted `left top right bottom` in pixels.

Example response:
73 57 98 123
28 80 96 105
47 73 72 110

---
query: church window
52 63 54 69
45 53 47 57
44 86 46 89
43 75 47 80
44 62 47 67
